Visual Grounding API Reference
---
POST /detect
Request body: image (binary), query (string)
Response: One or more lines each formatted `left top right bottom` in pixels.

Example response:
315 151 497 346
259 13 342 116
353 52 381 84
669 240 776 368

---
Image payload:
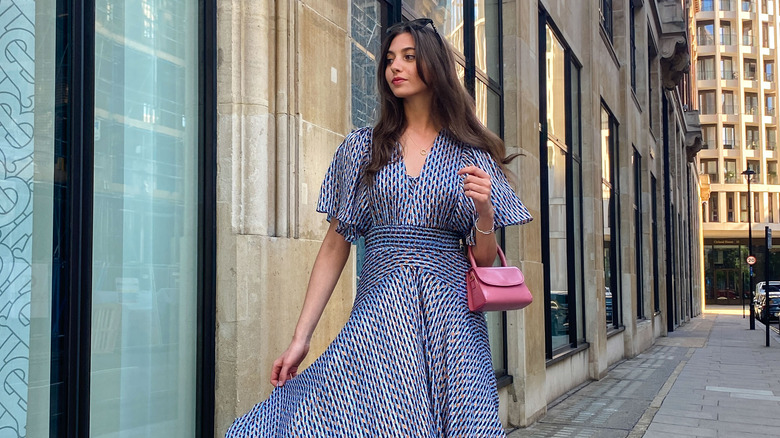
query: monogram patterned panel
0 1 35 436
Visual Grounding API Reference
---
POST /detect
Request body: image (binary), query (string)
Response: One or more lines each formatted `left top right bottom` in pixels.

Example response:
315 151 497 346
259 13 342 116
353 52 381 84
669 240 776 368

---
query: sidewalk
508 306 780 437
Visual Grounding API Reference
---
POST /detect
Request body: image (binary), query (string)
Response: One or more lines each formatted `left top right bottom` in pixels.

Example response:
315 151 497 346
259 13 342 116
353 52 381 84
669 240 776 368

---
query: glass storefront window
407 0 464 55
601 105 620 328
546 26 569 350
475 0 500 81
90 1 199 435
351 1 380 128
1 0 56 435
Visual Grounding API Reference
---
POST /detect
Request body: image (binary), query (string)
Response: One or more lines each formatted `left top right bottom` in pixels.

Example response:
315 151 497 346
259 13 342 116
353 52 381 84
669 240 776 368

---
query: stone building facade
215 0 704 434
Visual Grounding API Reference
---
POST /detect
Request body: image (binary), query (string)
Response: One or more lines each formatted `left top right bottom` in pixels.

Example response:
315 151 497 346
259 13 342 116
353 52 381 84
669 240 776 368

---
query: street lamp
743 168 756 330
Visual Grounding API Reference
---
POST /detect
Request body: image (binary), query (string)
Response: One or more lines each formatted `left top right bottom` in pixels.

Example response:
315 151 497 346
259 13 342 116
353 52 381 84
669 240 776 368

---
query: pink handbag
466 246 533 312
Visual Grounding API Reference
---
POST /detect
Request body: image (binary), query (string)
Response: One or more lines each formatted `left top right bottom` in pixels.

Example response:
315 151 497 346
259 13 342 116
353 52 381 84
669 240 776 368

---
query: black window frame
652 175 661 312
601 0 614 42
539 8 586 359
630 2 637 91
633 147 644 319
602 103 622 330
50 0 217 436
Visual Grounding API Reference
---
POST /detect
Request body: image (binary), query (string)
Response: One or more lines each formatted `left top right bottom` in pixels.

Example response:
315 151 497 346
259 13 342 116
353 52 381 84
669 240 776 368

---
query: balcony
721 103 740 114
723 139 739 149
768 140 777 150
743 34 755 46
724 171 739 183
766 72 774 81
745 140 759 149
698 34 715 46
745 105 759 115
721 0 734 10
767 106 776 116
742 0 755 12
720 32 738 45
698 69 716 80
721 70 738 79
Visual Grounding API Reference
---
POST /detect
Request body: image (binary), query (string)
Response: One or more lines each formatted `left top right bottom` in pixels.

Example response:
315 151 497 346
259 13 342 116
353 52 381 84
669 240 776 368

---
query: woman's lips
392 78 406 85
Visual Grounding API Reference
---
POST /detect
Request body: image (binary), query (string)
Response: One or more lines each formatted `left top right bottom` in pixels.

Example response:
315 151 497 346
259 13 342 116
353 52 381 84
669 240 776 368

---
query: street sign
747 255 757 265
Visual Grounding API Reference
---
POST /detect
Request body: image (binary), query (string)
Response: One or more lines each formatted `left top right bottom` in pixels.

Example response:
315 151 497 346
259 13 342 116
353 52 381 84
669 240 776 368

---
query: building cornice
658 0 690 90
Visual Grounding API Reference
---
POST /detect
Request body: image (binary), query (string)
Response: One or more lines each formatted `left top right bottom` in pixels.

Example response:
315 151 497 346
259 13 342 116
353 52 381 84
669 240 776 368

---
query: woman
226 18 532 437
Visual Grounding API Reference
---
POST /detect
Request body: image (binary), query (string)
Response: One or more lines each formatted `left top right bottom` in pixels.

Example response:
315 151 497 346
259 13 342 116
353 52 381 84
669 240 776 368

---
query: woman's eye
404 54 415 61
386 58 394 65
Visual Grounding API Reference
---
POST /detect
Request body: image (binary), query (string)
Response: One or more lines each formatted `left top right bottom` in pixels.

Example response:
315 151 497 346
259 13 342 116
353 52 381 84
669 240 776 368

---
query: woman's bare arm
272 219 352 386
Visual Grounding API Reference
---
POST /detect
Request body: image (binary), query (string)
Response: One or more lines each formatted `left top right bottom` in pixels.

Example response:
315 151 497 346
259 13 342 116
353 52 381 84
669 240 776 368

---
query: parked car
755 290 780 323
754 281 780 321
550 291 569 336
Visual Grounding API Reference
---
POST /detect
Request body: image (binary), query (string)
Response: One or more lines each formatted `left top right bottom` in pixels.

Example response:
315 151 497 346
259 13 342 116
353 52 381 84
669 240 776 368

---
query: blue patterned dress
226 127 532 437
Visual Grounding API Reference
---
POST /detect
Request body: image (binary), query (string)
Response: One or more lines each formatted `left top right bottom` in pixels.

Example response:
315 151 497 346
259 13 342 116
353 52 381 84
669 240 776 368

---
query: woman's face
385 32 429 99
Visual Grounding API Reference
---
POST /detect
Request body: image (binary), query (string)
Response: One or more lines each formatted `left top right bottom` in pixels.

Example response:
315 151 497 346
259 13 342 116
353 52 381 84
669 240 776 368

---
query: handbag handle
467 245 508 268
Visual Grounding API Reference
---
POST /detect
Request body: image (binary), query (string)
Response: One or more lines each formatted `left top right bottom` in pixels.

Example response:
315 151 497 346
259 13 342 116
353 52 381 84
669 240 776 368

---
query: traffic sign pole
766 227 772 347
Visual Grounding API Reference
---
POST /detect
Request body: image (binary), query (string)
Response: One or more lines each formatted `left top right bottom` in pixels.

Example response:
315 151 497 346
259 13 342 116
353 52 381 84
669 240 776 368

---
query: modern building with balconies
692 0 780 305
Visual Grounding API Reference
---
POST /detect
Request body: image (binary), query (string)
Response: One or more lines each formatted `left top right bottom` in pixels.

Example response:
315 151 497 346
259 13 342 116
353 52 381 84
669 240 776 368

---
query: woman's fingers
457 165 490 178
270 357 283 386
278 362 291 387
459 166 495 216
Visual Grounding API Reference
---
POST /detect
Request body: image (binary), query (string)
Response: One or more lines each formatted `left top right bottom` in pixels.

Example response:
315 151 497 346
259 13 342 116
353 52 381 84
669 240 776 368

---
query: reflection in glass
475 0 500 80
90 1 198 435
545 24 571 349
546 27 566 142
456 62 465 85
475 80 501 135
351 1 380 127
571 64 584 341
601 107 614 326
407 0 464 54
548 139 569 349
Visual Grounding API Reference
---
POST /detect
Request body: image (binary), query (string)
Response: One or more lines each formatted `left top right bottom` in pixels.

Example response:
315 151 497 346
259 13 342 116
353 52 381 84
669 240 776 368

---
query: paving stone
645 422 717 437
642 431 697 438
649 413 701 427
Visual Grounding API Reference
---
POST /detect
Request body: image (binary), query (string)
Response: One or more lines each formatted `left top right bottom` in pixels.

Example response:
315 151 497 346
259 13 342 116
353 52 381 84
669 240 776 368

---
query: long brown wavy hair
365 19 517 185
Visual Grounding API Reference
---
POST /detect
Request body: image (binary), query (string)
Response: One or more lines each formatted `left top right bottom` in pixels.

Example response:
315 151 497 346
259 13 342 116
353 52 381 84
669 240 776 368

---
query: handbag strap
467 245 508 268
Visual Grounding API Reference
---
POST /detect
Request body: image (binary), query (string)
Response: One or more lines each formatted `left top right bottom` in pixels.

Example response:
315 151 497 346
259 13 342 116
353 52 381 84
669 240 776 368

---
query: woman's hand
271 339 310 387
457 165 494 219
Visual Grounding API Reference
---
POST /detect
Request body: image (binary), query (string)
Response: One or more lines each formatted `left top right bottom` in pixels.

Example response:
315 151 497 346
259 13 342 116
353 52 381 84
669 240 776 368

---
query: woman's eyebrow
386 47 416 55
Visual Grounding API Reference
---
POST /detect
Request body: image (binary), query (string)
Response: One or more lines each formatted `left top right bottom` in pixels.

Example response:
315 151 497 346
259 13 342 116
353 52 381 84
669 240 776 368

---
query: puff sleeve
316 127 373 242
463 147 532 245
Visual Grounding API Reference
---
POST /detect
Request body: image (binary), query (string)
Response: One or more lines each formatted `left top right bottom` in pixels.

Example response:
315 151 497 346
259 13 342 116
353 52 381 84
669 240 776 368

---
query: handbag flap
471 266 525 287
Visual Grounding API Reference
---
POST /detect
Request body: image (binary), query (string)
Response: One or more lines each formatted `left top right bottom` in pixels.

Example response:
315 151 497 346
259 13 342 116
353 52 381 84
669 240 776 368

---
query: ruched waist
364 225 464 252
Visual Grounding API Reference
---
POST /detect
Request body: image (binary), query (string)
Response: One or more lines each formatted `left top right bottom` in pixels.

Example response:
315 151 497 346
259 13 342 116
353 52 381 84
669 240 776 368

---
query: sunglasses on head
386 17 440 36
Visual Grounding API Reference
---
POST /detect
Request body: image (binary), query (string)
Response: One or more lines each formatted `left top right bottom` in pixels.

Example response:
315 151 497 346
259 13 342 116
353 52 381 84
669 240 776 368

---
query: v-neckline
402 130 441 179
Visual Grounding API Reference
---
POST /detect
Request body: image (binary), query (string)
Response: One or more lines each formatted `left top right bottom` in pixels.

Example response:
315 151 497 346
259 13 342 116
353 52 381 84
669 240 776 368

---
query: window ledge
546 342 590 367
600 25 621 70
632 88 642 113
607 326 626 338
495 374 513 389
